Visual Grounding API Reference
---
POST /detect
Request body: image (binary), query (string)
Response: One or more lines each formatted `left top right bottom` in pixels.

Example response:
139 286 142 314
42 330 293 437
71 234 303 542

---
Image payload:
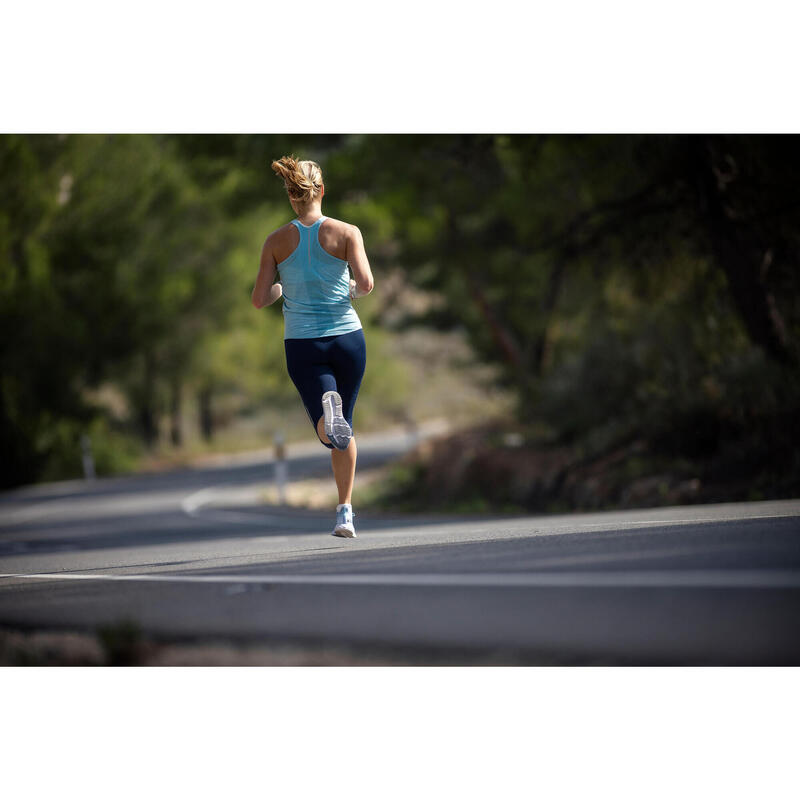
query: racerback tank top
277 216 363 340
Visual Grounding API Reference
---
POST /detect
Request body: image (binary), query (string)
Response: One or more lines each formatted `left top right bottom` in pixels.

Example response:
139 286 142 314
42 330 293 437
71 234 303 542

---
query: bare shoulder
264 222 300 263
319 216 359 260
323 216 361 233
264 221 297 245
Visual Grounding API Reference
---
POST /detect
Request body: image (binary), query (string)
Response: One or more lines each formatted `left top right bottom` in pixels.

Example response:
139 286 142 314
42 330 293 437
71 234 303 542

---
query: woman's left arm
251 236 282 308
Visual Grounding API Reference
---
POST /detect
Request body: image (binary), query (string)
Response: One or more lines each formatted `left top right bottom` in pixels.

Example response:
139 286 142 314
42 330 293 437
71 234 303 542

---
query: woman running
251 155 374 538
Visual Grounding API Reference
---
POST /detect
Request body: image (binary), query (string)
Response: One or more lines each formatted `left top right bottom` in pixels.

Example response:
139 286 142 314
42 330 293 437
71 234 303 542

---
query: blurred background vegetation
1 134 798 510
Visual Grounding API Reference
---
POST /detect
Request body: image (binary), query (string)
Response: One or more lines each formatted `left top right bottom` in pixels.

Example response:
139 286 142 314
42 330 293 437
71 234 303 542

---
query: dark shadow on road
167 515 800 578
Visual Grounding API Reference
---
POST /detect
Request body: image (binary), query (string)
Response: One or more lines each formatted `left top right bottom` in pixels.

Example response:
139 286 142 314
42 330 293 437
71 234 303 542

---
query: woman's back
274 215 362 340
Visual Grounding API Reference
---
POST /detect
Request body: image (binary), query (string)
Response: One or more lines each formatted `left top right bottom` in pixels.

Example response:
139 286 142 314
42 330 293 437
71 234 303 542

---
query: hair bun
271 155 323 205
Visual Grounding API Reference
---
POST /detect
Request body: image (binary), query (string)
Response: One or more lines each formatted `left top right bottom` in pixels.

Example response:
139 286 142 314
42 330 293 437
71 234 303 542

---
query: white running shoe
333 503 357 538
322 390 352 450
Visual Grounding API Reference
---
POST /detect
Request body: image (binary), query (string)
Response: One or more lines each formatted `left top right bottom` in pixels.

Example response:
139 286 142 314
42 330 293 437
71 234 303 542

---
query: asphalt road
1 423 799 664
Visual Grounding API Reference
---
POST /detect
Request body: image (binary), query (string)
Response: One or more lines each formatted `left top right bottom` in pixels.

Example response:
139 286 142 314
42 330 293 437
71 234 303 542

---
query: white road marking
181 487 218 516
181 485 285 525
1 570 799 589
540 512 800 531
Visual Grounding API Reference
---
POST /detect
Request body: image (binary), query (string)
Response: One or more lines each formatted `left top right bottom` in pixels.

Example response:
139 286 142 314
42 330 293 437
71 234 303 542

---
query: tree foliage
2 134 798 490
332 135 800 447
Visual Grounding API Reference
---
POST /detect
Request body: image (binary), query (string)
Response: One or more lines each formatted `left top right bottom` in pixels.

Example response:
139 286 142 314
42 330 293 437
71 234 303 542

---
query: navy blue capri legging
284 328 367 449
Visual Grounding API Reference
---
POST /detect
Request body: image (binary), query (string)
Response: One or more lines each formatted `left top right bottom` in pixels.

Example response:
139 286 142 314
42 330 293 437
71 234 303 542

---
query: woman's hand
256 282 282 307
349 279 368 299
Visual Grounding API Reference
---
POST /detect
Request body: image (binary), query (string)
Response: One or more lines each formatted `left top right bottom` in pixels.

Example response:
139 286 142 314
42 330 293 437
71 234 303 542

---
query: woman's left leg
316 416 332 444
285 337 337 450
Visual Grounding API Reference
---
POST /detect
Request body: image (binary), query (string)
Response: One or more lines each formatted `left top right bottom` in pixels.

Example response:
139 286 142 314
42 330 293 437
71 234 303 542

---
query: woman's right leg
326 328 366 508
329 329 367 430
330 435 357 505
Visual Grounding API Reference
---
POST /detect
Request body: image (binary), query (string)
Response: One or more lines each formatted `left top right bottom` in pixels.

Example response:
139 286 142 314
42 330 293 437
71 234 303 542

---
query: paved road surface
1 423 798 664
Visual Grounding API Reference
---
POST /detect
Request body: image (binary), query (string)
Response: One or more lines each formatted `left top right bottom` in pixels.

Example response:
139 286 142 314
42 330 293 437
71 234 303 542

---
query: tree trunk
198 386 213 442
694 136 796 366
169 376 182 447
443 209 525 373
465 271 525 370
138 351 158 447
528 256 568 376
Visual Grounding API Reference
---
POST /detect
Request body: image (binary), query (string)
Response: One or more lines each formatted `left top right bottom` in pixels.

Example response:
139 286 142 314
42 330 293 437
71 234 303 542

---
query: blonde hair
271 155 323 205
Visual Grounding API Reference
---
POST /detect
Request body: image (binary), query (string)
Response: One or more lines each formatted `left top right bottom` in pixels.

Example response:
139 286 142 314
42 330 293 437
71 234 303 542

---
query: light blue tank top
277 216 363 340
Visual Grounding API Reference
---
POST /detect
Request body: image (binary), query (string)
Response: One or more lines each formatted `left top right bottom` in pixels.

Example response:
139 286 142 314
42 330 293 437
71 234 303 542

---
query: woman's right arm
345 224 374 297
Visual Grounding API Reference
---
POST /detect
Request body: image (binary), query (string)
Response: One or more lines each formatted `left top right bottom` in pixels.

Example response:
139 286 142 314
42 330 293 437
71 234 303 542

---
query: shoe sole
322 390 352 450
332 527 357 538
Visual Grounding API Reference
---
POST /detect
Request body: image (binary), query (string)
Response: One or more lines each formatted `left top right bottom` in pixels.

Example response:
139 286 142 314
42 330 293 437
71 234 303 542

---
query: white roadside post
274 431 288 504
80 433 96 481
